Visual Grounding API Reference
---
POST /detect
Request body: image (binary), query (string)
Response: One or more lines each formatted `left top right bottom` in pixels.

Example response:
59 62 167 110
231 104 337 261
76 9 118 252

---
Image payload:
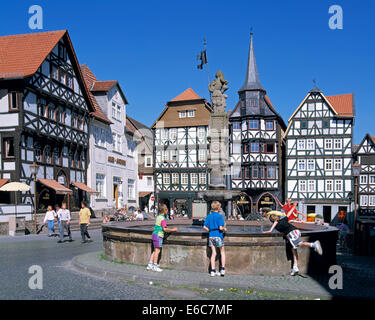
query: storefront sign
237 195 249 205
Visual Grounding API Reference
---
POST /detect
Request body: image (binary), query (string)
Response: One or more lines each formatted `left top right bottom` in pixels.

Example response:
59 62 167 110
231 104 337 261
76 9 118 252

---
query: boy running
263 201 323 276
146 204 178 272
203 201 227 277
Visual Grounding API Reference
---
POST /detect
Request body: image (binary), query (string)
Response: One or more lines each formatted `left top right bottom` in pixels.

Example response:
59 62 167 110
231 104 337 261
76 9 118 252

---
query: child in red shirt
277 198 306 221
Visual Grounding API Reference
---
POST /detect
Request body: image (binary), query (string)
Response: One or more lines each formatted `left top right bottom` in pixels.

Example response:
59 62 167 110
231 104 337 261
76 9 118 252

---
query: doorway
323 206 332 223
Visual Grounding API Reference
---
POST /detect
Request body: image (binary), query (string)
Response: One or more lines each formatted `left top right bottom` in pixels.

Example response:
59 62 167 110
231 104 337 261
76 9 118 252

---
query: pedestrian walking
79 201 92 243
43 205 57 237
203 201 227 277
57 202 72 243
263 203 323 276
55 204 62 234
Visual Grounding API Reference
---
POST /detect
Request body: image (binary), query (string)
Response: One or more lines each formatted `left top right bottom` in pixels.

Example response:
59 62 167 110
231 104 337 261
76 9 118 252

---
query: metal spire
239 30 265 92
309 78 321 93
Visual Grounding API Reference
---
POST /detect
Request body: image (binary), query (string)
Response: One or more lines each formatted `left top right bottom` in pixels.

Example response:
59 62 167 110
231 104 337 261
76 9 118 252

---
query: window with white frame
326 180 333 192
360 175 368 184
172 173 179 185
191 173 198 185
307 159 315 171
117 105 122 120
297 139 306 150
308 180 316 192
334 159 342 170
233 143 241 154
162 150 169 162
127 179 135 200
370 175 375 184
187 110 195 118
96 174 106 198
145 156 152 167
198 149 207 161
299 180 307 192
198 127 205 139
179 111 186 118
163 173 170 185
170 150 178 162
307 139 314 150
181 173 188 185
147 176 153 186
334 139 342 150
170 128 177 140
325 139 332 150
369 195 375 207
298 159 306 171
267 166 276 179
112 102 117 119
325 159 333 170
360 195 368 206
335 180 343 192
199 173 207 185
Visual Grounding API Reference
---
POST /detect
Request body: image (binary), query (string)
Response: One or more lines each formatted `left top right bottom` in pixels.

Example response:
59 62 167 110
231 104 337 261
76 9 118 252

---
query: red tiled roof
326 93 354 117
370 135 375 145
170 88 202 102
72 182 98 194
0 30 66 79
0 179 9 188
80 64 111 124
38 179 72 195
91 80 118 92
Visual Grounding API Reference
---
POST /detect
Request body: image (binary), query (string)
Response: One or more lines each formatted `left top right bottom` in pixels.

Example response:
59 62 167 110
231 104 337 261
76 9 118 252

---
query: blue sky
1 0 374 144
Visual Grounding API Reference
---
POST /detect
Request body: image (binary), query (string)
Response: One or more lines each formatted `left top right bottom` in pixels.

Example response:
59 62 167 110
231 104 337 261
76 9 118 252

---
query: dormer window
58 43 67 61
179 111 186 118
187 110 195 118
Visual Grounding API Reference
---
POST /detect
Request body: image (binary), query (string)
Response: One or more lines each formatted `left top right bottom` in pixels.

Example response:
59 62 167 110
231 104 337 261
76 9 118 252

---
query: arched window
35 143 42 162
43 145 52 164
53 147 61 165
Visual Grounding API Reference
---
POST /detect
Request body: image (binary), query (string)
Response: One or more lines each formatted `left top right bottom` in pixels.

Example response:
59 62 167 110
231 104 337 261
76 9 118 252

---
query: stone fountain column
197 71 240 218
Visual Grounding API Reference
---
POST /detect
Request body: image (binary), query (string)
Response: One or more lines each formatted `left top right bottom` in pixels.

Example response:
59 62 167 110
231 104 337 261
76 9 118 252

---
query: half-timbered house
353 133 375 217
81 64 130 213
152 88 212 217
0 30 96 216
228 33 287 218
285 87 355 222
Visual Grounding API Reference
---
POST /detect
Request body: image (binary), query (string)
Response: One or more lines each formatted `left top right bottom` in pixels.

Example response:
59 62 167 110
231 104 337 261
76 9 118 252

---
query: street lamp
29 162 40 234
352 161 361 226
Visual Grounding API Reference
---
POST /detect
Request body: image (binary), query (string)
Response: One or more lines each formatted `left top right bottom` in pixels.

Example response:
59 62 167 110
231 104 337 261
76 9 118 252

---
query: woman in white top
43 205 57 237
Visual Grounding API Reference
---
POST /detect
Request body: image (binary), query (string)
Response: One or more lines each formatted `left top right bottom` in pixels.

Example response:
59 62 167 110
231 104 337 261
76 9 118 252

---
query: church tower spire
239 31 265 93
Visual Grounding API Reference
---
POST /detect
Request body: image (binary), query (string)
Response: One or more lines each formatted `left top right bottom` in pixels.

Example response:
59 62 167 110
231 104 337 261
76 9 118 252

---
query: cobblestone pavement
0 230 374 300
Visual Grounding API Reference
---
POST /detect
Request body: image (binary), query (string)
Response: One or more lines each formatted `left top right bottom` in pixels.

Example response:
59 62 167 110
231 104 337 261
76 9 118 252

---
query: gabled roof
284 90 355 138
326 93 354 117
80 64 111 124
0 30 96 114
127 115 153 152
170 88 202 102
91 80 118 92
151 88 212 129
354 133 375 155
0 30 66 79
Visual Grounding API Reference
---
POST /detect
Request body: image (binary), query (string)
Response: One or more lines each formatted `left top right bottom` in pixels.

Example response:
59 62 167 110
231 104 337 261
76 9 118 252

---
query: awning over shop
0 179 9 189
139 192 152 198
72 182 99 194
38 179 73 195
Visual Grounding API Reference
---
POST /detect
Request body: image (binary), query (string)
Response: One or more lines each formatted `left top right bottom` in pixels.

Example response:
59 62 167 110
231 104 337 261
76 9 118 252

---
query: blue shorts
152 233 163 248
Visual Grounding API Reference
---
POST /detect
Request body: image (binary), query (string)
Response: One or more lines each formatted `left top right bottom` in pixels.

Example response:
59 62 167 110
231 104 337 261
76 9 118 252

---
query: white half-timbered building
285 87 355 223
81 64 130 213
152 88 212 217
0 30 96 219
229 33 287 218
353 134 375 217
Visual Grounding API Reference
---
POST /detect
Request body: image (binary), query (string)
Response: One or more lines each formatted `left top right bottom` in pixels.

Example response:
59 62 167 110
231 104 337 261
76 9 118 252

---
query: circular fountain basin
102 220 338 275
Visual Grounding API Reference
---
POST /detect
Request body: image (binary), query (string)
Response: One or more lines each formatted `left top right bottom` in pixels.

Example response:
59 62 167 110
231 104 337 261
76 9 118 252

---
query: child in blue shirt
203 201 227 277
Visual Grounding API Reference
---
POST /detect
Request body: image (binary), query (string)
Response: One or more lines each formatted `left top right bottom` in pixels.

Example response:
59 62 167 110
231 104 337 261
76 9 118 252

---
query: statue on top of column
208 70 229 113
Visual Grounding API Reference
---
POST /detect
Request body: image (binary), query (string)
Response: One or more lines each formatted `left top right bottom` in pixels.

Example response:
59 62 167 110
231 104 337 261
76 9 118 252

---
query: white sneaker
220 268 226 277
153 264 163 272
314 241 323 255
146 263 153 271
210 270 218 277
290 265 299 276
